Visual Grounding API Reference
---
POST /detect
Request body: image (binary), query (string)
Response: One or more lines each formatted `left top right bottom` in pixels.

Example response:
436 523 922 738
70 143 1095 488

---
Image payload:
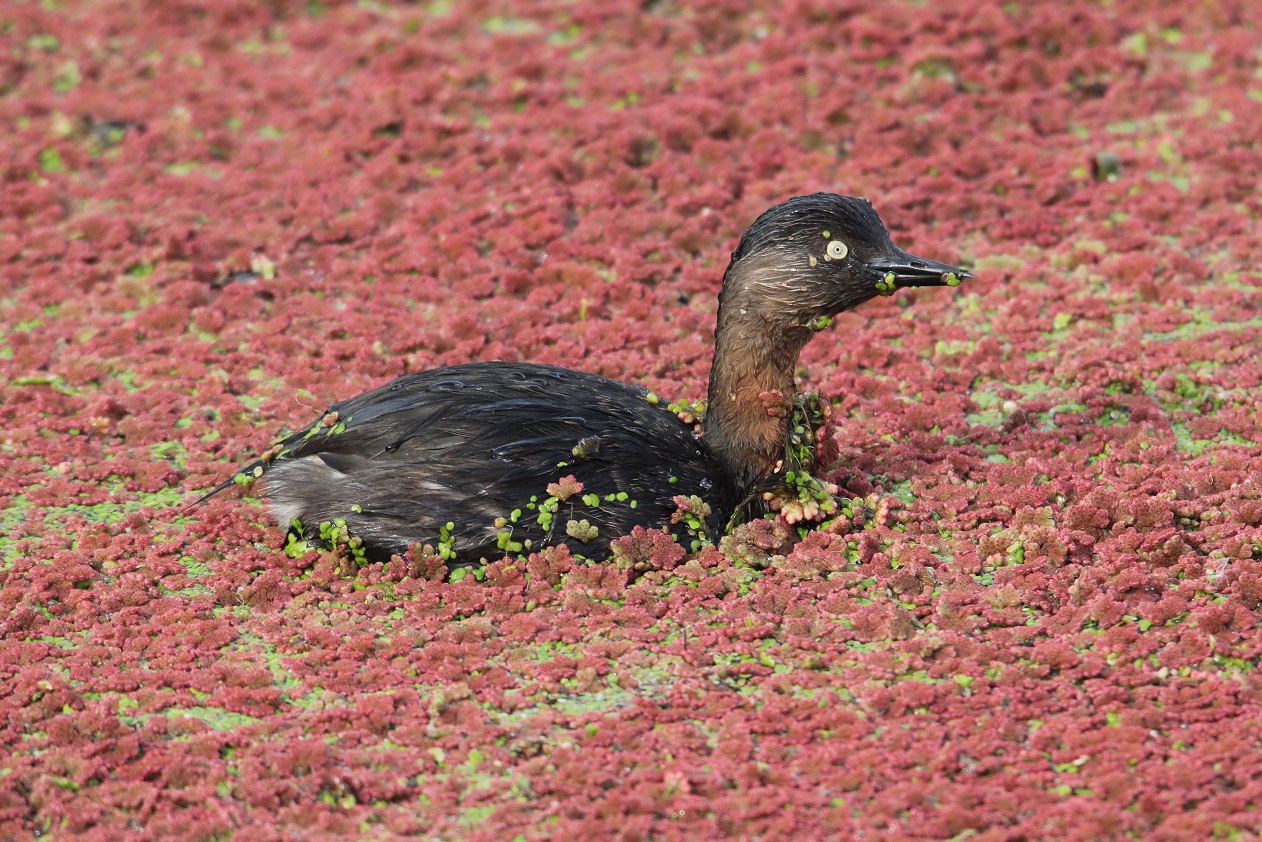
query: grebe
204 194 969 565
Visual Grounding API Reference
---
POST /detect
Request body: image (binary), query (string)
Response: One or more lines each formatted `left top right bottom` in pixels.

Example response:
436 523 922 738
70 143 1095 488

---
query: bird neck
701 287 814 492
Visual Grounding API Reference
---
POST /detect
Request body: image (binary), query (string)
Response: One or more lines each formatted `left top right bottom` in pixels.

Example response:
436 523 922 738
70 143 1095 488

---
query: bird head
722 192 971 331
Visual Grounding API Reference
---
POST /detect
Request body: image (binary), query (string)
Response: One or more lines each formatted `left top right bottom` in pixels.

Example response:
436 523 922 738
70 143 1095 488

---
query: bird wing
202 362 730 561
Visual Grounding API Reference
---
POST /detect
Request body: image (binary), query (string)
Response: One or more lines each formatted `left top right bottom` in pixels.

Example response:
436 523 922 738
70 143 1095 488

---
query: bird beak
867 248 972 292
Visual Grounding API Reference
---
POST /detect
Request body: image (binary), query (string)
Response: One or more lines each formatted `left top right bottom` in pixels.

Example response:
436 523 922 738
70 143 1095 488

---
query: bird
200 193 969 567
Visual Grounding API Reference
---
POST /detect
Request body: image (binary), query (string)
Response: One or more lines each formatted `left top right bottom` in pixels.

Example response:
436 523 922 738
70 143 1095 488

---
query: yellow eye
826 240 848 260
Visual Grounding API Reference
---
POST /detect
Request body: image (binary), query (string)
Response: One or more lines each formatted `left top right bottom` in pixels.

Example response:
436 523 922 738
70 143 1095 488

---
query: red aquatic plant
2 0 1262 838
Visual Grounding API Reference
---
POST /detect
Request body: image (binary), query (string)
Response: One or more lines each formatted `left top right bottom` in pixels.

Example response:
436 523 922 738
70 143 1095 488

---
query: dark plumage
202 193 970 565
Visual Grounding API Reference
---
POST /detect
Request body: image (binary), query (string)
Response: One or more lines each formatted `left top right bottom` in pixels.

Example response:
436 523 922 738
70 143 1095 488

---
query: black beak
868 249 972 292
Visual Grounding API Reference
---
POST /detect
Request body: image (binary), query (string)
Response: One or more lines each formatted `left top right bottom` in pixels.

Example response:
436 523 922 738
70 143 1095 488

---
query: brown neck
701 287 814 491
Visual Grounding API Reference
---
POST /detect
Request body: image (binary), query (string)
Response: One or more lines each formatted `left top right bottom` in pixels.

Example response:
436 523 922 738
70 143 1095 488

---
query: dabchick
202 194 970 565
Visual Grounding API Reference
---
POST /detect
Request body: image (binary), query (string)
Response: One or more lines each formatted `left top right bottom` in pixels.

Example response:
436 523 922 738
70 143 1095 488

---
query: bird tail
177 459 268 515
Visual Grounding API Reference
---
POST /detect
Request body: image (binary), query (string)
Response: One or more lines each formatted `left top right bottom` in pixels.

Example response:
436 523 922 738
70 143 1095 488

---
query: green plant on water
535 495 559 533
666 397 706 424
282 517 368 566
565 518 599 542
317 518 367 564
448 564 486 583
670 494 713 552
233 465 264 485
283 522 311 558
436 521 457 561
493 514 525 554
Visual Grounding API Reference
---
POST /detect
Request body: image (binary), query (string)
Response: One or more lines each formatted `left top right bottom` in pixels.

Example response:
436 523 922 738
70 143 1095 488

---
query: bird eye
826 240 848 260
